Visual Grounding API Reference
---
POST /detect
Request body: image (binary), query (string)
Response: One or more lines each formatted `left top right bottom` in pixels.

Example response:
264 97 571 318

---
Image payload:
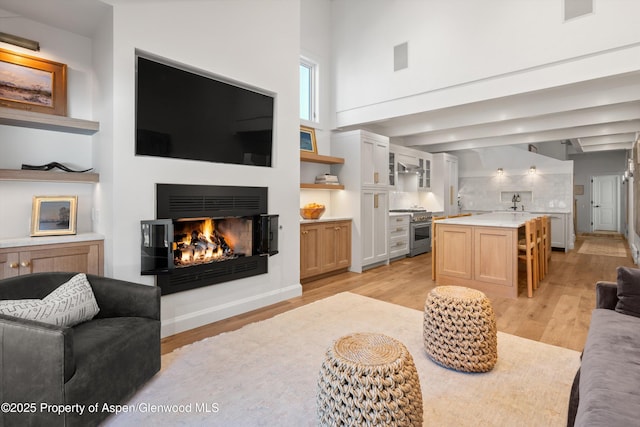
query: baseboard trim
160 284 302 338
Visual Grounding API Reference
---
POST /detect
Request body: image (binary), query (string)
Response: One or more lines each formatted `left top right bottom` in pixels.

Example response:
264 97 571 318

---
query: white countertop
0 232 105 249
300 216 352 224
437 212 542 228
463 209 571 215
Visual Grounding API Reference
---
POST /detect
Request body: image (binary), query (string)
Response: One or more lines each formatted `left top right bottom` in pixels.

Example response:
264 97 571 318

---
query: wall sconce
497 168 504 176
529 166 536 175
628 158 635 177
0 32 40 51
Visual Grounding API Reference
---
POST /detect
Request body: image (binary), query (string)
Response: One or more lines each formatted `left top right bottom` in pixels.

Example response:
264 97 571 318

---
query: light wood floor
161 234 636 354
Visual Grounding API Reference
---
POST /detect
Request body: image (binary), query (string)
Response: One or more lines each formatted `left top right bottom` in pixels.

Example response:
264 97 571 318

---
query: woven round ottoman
317 332 423 426
423 286 497 373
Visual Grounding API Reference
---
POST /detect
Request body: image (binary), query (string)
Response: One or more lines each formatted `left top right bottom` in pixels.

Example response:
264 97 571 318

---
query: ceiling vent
394 42 408 71
564 0 593 21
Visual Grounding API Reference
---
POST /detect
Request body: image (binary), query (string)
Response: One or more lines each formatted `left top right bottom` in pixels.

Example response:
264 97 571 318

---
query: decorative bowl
300 207 325 220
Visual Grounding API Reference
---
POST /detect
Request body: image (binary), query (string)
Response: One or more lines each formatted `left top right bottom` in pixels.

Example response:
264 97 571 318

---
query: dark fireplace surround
141 184 278 295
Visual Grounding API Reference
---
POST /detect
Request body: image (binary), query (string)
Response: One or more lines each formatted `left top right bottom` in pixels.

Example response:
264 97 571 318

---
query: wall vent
394 42 408 71
564 0 593 21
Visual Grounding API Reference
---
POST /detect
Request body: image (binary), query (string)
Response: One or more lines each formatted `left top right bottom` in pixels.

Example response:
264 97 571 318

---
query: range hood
398 161 424 174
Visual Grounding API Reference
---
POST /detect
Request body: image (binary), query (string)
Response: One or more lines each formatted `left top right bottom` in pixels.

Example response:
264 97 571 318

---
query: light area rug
578 238 628 257
104 292 580 426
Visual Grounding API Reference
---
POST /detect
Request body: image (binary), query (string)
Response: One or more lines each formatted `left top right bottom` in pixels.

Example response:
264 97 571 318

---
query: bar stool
545 215 551 272
540 216 550 278
518 219 539 298
431 215 447 281
533 217 546 289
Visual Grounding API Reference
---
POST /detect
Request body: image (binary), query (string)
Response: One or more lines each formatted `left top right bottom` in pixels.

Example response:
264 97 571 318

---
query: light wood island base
434 212 545 299
436 223 519 298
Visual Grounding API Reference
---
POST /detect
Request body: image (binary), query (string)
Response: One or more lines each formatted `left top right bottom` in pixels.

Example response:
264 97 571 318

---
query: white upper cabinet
360 133 390 188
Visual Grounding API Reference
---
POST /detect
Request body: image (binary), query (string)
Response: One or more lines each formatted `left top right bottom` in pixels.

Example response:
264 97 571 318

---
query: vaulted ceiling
366 70 640 155
2 0 639 156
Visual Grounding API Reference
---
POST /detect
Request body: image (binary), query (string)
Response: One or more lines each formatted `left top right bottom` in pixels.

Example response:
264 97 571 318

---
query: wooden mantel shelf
300 151 344 165
300 183 345 190
0 107 99 135
0 169 99 183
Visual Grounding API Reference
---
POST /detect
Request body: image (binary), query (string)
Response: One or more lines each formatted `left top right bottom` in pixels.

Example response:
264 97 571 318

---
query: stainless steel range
389 208 432 257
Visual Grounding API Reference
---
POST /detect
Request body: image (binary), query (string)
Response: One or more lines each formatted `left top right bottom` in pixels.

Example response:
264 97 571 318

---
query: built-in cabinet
361 190 389 266
388 143 432 192
419 156 431 190
360 134 390 187
389 214 410 258
0 238 104 280
331 130 390 272
300 220 351 281
436 223 518 299
431 153 459 215
550 214 566 249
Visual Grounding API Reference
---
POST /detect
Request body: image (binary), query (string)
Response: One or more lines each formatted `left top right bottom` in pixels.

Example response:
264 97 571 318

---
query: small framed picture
0 47 67 116
31 196 77 236
300 125 317 154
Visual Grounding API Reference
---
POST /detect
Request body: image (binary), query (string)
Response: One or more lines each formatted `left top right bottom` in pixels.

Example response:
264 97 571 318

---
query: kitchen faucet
511 193 521 211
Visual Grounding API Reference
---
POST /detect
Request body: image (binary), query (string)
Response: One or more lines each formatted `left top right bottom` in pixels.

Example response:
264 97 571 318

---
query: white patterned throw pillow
0 273 100 327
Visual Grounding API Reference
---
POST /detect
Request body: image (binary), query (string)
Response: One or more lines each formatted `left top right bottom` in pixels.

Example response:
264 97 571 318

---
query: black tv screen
136 56 274 167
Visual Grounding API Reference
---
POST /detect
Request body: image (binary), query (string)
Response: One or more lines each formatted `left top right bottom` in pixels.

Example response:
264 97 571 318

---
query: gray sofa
0 272 161 427
568 266 640 426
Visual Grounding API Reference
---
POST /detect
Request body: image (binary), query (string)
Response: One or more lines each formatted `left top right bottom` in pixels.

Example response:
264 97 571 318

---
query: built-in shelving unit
0 169 99 183
300 151 345 190
0 107 100 183
0 107 99 135
300 151 344 165
300 183 345 190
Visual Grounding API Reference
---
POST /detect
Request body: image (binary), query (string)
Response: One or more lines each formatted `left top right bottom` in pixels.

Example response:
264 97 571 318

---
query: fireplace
141 184 278 295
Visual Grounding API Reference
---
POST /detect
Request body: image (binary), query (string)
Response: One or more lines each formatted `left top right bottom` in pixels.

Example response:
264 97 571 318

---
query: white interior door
592 175 619 232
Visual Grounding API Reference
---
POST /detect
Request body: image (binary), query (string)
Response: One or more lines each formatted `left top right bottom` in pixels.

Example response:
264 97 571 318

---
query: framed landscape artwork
300 126 317 154
0 47 67 116
31 196 77 237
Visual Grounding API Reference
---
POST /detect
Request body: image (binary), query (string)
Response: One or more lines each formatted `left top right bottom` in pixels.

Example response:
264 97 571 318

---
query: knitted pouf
317 332 423 427
423 286 498 373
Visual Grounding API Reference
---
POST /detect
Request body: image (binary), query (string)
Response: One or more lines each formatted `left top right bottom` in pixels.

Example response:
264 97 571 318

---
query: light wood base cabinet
301 220 351 282
0 240 104 280
436 223 518 298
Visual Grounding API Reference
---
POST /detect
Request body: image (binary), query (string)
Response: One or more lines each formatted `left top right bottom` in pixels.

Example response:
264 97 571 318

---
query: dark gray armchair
0 272 161 427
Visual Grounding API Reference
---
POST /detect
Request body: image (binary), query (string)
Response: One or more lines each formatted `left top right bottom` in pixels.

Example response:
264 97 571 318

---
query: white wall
299 0 336 215
95 0 302 337
331 0 640 127
457 146 574 212
0 1 302 338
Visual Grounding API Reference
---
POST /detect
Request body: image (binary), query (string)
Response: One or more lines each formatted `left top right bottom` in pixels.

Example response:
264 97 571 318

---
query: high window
300 57 318 123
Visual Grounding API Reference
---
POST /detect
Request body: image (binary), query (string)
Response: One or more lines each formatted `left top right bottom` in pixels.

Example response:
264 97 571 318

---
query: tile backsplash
459 173 572 212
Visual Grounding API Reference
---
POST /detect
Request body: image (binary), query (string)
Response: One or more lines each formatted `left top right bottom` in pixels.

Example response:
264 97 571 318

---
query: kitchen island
434 212 539 299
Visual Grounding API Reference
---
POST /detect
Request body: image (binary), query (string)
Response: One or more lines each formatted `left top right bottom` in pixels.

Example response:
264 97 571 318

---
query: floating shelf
0 169 99 183
300 151 344 165
0 107 99 135
300 152 344 190
300 183 345 190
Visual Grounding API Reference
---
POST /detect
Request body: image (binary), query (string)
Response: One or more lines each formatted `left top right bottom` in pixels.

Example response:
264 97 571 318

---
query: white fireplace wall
91 0 302 337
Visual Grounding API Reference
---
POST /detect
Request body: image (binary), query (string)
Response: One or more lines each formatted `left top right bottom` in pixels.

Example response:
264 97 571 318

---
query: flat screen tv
135 55 274 167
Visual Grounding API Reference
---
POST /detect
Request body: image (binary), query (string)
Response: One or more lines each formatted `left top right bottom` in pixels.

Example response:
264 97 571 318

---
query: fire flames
174 218 236 267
